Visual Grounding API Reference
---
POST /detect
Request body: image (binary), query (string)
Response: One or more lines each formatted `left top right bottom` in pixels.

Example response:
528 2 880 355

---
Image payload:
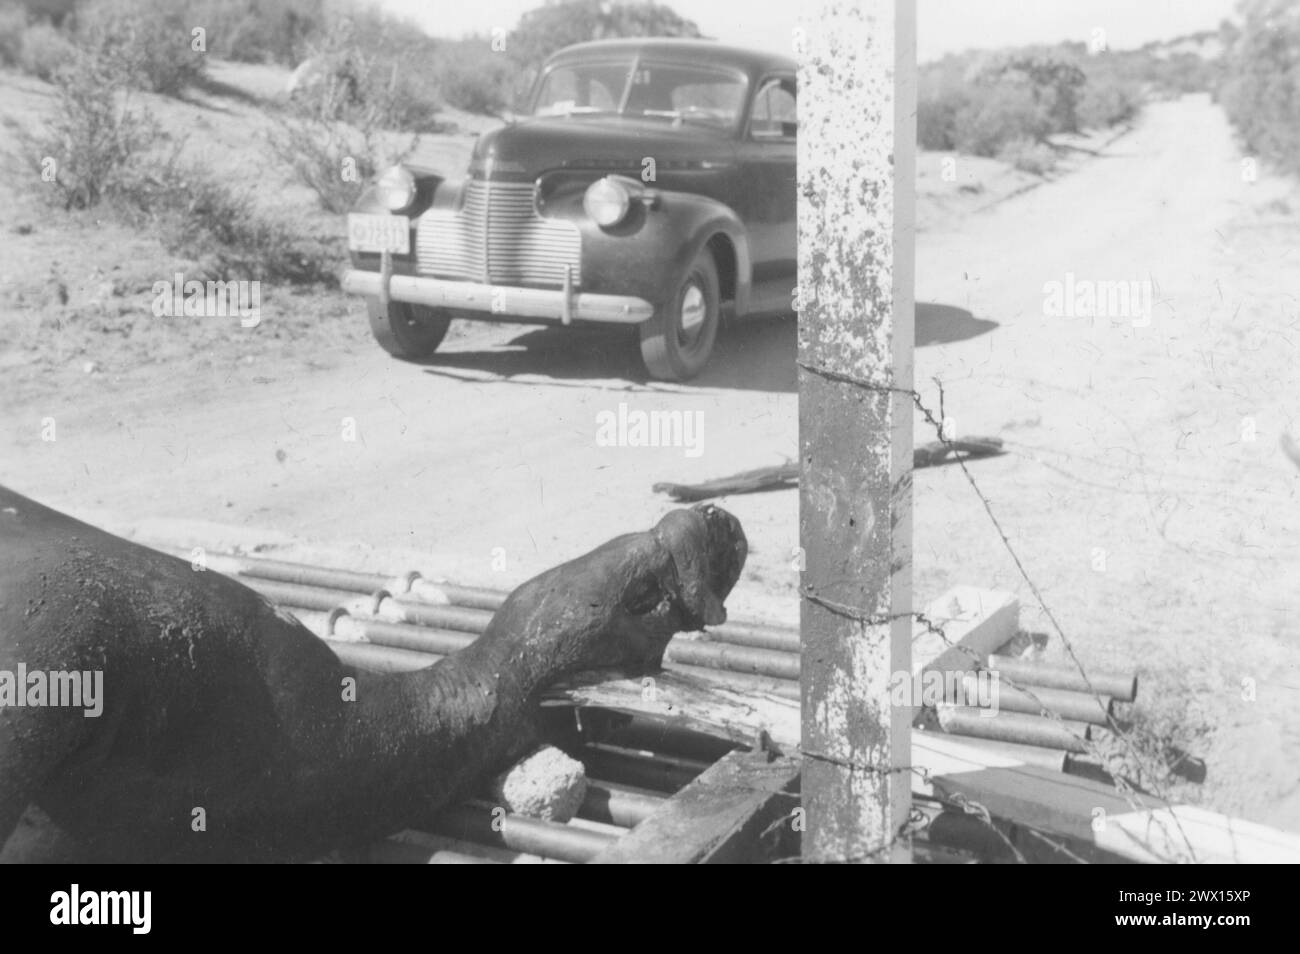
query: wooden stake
798 0 917 863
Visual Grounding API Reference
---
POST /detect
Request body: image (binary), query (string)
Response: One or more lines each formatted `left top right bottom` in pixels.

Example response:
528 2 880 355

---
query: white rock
489 745 588 823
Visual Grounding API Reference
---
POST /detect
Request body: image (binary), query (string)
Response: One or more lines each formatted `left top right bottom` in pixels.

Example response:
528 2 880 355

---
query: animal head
588 504 748 672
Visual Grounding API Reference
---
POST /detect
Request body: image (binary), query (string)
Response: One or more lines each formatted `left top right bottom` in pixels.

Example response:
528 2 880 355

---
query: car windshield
532 58 747 131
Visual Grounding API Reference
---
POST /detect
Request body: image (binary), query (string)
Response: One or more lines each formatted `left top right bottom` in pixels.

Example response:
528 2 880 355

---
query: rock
488 745 588 823
82 361 98 375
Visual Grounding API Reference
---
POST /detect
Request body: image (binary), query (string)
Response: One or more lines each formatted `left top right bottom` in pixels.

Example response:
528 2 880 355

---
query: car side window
750 77 797 140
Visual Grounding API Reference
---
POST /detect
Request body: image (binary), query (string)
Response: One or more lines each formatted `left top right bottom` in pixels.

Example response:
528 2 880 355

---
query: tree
985 54 1087 135
1218 0 1300 174
508 0 703 73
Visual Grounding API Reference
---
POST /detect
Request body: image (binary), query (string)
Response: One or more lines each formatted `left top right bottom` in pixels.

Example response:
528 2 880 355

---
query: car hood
470 116 736 180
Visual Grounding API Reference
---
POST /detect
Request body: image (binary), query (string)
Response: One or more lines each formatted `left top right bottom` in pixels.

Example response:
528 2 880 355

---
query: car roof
543 38 797 77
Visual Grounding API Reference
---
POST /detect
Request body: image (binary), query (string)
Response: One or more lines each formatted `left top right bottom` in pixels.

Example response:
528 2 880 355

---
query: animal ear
653 509 729 628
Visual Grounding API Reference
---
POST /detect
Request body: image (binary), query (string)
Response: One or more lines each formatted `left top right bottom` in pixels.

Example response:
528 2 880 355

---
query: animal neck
336 626 570 813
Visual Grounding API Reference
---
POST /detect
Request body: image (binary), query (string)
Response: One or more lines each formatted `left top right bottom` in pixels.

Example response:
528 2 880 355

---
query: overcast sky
378 0 1239 60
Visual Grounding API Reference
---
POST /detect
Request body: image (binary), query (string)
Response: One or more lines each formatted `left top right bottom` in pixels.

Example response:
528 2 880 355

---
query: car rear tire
368 300 452 360
639 248 720 382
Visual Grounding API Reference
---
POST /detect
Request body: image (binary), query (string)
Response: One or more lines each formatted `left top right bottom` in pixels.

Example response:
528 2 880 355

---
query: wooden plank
911 587 1019 676
589 750 799 864
798 0 917 866
549 671 1300 864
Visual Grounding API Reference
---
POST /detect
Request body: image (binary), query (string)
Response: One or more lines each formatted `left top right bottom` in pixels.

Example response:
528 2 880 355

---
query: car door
734 73 797 315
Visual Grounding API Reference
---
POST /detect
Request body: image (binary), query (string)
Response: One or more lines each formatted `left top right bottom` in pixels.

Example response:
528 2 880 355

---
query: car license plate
347 213 410 254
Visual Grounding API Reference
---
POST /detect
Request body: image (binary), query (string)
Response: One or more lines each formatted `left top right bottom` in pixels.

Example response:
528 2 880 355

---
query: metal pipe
224 553 801 654
579 783 664 828
663 639 800 681
432 804 616 864
206 553 511 611
324 622 804 703
955 675 1113 725
245 579 363 613
582 743 710 793
935 705 1091 753
327 640 438 673
244 579 495 634
576 710 738 764
700 622 800 654
227 556 390 593
987 654 1137 703
299 588 803 685
392 601 494 633
344 619 474 656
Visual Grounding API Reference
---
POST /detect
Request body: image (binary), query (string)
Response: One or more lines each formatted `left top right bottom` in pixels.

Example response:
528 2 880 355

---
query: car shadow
916 302 999 346
421 315 799 393
418 302 995 392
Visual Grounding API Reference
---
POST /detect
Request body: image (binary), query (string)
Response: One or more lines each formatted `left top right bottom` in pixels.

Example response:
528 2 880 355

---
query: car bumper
340 266 655 325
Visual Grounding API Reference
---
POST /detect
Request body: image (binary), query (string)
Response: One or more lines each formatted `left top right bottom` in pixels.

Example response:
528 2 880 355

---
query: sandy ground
2 66 1299 832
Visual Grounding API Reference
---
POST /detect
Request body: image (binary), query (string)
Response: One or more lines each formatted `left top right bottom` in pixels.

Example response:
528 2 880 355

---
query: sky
378 0 1240 61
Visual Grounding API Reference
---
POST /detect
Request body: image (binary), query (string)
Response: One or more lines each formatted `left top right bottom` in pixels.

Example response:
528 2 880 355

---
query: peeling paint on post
797 0 916 863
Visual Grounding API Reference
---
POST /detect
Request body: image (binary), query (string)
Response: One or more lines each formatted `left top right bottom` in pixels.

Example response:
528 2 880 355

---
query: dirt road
3 94 1298 827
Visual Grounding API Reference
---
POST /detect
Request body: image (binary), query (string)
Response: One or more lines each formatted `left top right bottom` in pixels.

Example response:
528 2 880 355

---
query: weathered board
589 750 799 864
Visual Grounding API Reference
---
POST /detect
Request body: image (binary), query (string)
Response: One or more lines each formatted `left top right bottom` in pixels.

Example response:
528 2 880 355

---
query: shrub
1219 0 1300 177
952 84 1052 157
0 6 26 68
160 171 336 284
917 88 969 151
16 21 76 81
434 39 512 115
73 0 208 96
1077 77 1142 129
21 48 160 209
186 0 326 65
272 19 419 212
117 157 337 284
268 116 413 213
997 137 1056 175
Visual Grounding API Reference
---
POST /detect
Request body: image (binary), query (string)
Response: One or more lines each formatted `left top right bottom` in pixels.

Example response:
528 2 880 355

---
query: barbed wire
795 358 1200 862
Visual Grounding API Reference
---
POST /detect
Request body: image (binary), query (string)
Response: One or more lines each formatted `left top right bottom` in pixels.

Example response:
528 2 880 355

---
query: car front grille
415 181 581 288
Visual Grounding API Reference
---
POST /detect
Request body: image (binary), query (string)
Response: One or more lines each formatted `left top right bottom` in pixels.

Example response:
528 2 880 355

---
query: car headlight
583 177 631 227
375 165 416 212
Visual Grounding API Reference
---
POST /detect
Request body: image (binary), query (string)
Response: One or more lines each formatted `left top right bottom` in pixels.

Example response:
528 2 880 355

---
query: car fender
544 187 753 316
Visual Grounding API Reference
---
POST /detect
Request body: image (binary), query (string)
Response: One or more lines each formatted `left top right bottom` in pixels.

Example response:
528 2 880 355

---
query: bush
116 156 337 284
21 48 160 209
17 21 76 81
186 0 326 65
1219 0 1300 177
272 18 419 211
434 39 512 115
0 6 26 68
952 83 1052 157
917 88 968 151
268 116 413 213
1077 77 1142 129
73 0 208 96
160 171 336 284
997 137 1056 175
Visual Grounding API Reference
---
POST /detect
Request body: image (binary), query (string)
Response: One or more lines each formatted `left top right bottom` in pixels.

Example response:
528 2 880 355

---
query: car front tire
368 301 452 360
639 248 720 382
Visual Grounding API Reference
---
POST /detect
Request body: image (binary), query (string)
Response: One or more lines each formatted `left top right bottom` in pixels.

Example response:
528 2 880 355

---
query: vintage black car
342 38 797 381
